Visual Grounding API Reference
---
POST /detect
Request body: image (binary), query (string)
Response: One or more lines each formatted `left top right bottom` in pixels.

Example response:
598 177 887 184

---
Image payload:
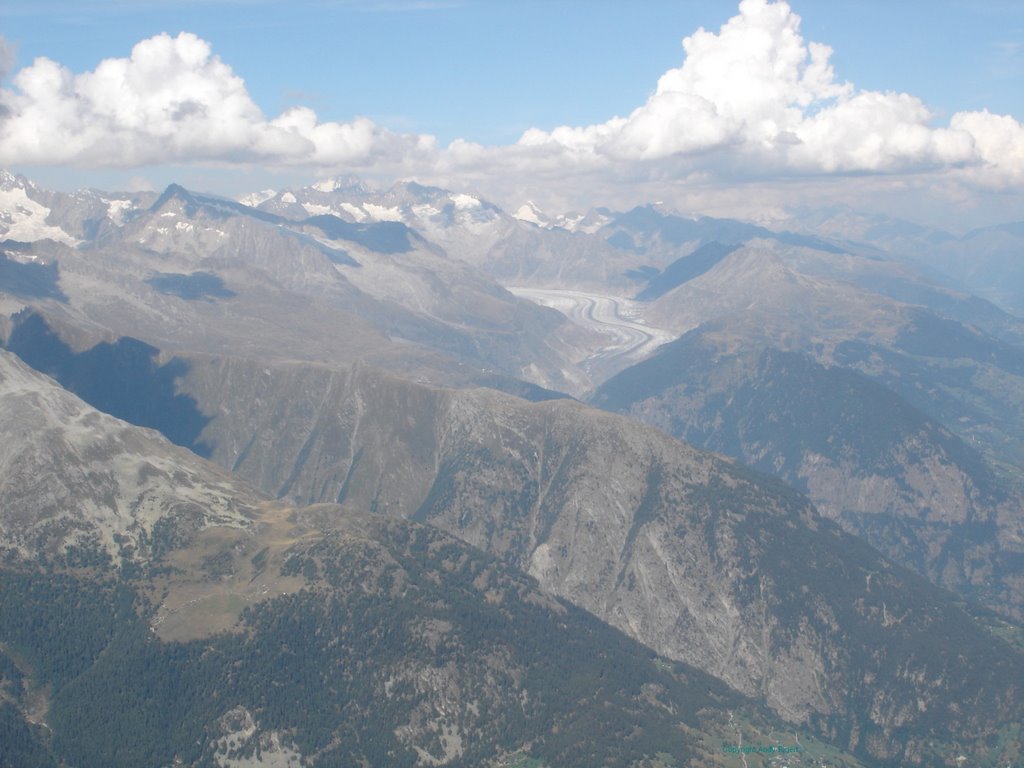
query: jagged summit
513 200 547 226
148 182 197 211
0 169 32 191
512 200 611 234
0 170 81 246
149 182 286 227
310 174 371 195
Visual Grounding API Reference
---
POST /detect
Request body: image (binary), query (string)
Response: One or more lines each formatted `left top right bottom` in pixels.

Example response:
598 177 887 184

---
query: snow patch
451 193 480 210
514 202 545 226
340 202 367 222
362 203 403 222
302 202 333 216
312 178 341 193
238 189 276 207
0 186 79 245
102 198 136 226
280 192 297 204
570 212 612 235
411 203 441 220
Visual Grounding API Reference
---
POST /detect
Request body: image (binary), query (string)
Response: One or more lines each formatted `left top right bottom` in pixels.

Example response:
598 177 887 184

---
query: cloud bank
1 0 1022 194
512 0 1023 187
0 31 434 168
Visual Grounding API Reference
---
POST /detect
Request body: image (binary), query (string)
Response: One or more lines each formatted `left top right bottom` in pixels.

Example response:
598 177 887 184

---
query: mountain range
1 169 1023 766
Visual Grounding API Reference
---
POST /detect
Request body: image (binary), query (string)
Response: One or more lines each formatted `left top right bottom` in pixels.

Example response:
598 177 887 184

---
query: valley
506 287 676 384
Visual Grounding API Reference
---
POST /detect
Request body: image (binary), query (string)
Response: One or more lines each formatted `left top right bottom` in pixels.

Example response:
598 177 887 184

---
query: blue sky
2 0 1022 227
4 0 1021 145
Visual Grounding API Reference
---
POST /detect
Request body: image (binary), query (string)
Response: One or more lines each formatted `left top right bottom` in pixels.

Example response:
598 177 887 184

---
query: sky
1 0 1022 230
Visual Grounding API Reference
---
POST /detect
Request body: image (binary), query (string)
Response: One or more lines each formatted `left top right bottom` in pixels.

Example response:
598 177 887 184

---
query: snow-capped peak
451 193 481 210
514 201 547 226
513 201 611 234
311 179 340 193
309 176 369 195
0 172 80 246
0 169 33 192
239 189 276 208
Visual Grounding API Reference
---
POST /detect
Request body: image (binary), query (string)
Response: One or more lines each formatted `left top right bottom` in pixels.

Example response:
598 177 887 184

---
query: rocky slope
581 237 1024 617
0 176 583 393
591 329 1024 617
1 347 841 768
141 353 1024 766
3 263 1022 763
0 349 258 564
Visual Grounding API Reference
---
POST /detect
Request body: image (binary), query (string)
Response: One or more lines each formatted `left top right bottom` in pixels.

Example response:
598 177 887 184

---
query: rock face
591 330 1024 618
554 233 1024 620
0 349 258 563
160 355 1023 765
0 508 766 768
0 352 810 768
6 334 1018 764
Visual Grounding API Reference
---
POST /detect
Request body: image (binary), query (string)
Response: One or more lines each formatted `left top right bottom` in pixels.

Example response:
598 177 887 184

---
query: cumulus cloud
514 0 1023 186
0 2 1021 198
949 109 1024 186
0 31 431 168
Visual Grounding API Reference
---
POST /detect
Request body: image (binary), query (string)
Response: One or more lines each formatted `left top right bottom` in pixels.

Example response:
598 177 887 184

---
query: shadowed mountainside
0 347 857 768
158 354 1024 766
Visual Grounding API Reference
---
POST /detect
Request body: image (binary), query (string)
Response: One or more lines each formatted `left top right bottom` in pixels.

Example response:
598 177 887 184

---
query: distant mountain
780 205 958 250
0 178 585 394
599 204 845 265
0 169 151 245
0 170 81 246
786 205 1024 317
250 178 509 253
512 200 612 234
248 178 638 292
936 222 1024 316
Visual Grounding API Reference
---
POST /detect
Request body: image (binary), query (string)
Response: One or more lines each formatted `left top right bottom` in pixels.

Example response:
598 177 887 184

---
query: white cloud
949 109 1024 186
512 0 1023 187
0 31 429 168
0 2 1021 206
